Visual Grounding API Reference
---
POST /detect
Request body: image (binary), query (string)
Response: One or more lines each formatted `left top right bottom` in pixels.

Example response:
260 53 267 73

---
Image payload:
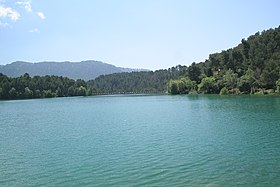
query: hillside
0 60 147 80
167 25 280 94
1 26 280 99
89 25 280 94
88 66 187 93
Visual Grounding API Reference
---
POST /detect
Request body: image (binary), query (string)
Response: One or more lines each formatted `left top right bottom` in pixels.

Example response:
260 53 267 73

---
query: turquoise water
0 95 280 186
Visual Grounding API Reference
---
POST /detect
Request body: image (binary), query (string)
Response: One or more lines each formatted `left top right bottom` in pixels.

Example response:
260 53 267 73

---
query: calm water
0 95 280 186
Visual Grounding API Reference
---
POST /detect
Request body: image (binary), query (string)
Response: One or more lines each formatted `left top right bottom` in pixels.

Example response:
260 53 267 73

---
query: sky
0 0 280 70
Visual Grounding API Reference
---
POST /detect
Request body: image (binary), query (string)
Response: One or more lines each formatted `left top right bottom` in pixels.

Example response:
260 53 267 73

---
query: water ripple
1 95 280 186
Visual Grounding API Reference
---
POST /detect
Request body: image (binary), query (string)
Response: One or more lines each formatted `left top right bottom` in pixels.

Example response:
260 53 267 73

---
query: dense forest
1 26 280 100
89 25 280 95
87 66 187 94
0 73 92 100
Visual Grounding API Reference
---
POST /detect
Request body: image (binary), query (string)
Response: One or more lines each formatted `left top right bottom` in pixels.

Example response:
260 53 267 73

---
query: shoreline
1 91 280 101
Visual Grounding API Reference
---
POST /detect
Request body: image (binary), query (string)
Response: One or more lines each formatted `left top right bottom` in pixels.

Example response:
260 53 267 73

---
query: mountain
1 26 280 98
0 60 148 80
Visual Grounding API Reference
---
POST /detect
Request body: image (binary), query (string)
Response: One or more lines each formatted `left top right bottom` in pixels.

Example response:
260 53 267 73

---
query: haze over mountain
0 60 148 80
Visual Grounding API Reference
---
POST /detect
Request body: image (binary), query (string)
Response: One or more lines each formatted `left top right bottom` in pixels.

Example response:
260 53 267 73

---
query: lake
0 95 280 186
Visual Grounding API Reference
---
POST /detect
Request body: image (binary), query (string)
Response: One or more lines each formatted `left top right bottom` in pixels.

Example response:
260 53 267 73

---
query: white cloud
16 0 32 13
0 6 20 21
28 28 39 33
0 1 45 29
37 12 45 19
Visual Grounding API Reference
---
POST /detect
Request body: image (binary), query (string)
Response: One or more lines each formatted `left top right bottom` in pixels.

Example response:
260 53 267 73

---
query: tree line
87 66 187 94
0 73 92 100
89 25 280 95
1 25 280 100
167 26 280 95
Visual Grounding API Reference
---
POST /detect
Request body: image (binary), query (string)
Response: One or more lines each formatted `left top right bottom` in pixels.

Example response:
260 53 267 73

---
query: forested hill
89 25 280 94
1 26 280 99
0 60 147 81
88 66 187 94
0 73 92 100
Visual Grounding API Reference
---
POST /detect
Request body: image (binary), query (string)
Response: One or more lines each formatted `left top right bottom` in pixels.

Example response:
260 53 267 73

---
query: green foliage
220 87 229 95
198 77 217 94
168 26 280 95
88 66 188 94
0 73 92 100
86 87 93 96
2 26 280 98
187 63 201 82
43 90 55 98
223 69 238 89
24 87 33 99
9 87 17 99
167 80 179 94
75 86 87 96
167 77 197 94
260 54 280 88
56 87 63 97
181 77 197 91
238 68 255 93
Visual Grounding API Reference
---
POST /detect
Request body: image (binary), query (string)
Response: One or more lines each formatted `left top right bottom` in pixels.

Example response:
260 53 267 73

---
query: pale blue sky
0 0 280 70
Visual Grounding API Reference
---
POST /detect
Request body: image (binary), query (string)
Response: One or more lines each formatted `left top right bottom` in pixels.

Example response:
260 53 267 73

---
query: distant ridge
0 60 148 80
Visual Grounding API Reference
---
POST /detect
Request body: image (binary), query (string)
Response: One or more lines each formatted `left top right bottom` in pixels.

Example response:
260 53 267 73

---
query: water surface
0 95 280 186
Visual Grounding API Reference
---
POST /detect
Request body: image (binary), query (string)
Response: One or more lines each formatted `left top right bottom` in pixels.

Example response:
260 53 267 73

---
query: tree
67 86 75 96
223 69 238 90
34 90 41 98
42 90 54 98
260 56 280 89
24 87 33 99
238 68 255 93
1 82 10 99
209 53 222 68
0 73 92 100
75 86 87 96
167 80 179 94
9 87 17 99
187 62 201 83
167 77 197 94
242 38 250 60
56 87 63 97
86 88 93 96
177 80 186 94
198 77 217 94
180 77 197 92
